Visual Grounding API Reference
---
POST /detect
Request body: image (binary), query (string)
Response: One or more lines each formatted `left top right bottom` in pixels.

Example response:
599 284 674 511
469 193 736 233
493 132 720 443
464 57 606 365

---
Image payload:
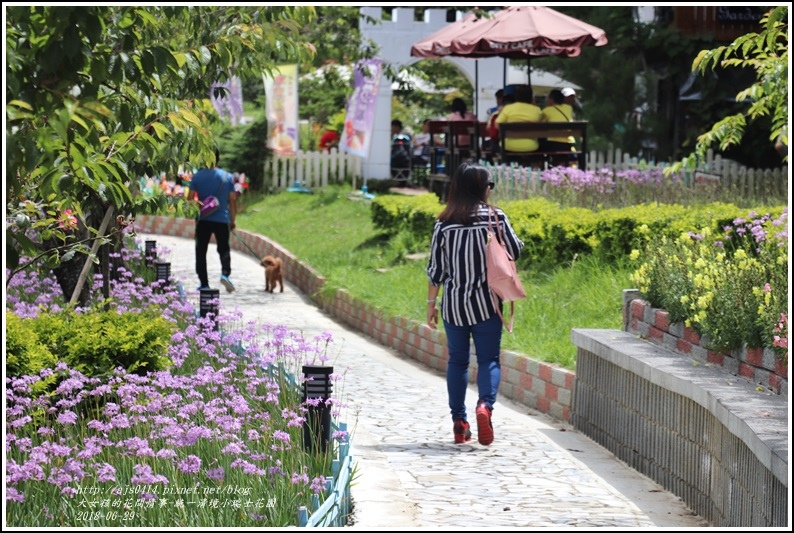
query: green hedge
370 195 787 271
6 309 175 384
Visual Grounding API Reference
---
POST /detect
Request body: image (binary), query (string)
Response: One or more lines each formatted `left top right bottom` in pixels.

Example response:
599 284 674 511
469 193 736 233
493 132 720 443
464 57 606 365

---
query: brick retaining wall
622 289 788 396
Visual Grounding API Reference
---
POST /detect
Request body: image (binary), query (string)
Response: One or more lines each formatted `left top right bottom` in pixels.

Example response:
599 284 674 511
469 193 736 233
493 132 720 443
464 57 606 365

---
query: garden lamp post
154 261 171 288
199 288 220 329
302 365 333 454
145 240 157 266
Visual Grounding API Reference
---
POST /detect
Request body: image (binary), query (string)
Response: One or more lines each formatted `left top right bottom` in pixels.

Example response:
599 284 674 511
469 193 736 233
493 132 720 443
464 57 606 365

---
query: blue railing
297 421 354 527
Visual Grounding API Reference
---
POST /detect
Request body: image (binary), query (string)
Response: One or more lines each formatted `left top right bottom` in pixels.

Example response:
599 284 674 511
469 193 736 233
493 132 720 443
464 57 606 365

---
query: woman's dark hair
438 163 492 225
450 97 468 117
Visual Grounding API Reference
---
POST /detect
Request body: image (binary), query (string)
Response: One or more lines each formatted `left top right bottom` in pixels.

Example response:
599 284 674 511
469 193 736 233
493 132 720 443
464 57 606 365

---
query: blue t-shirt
189 167 235 223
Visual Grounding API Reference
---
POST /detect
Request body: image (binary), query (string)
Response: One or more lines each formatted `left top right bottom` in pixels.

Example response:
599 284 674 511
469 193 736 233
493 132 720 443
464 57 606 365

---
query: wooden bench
498 121 588 170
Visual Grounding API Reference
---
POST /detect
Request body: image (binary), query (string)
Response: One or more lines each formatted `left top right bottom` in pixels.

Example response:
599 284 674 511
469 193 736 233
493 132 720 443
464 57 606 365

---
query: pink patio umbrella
447 5 607 61
411 6 607 89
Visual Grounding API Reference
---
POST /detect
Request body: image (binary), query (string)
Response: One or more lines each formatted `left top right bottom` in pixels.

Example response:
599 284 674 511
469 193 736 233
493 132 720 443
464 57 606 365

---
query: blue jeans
443 314 502 422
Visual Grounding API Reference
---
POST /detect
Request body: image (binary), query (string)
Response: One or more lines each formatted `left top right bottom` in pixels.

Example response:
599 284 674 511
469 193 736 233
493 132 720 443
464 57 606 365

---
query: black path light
199 288 220 328
302 365 334 454
145 240 157 266
154 261 171 286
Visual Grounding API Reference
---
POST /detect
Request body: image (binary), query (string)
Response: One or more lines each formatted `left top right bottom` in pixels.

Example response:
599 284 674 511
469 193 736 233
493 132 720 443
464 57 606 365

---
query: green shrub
5 311 58 378
630 209 788 355
370 193 440 236
215 114 272 192
540 207 599 267
29 309 175 378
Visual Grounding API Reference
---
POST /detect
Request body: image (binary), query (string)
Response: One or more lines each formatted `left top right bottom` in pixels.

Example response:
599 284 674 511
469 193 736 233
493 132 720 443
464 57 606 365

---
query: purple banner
340 58 383 158
210 76 243 126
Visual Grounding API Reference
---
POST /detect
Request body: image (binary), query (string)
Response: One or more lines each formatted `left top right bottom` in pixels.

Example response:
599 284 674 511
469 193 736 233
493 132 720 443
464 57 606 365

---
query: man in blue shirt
189 148 238 292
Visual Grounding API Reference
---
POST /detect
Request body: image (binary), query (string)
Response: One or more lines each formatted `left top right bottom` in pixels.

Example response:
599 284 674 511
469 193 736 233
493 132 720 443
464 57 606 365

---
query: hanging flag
210 76 244 126
263 65 299 156
339 58 383 158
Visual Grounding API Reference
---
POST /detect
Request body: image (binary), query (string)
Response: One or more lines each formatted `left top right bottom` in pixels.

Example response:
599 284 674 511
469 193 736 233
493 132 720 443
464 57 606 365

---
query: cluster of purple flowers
5 238 348 524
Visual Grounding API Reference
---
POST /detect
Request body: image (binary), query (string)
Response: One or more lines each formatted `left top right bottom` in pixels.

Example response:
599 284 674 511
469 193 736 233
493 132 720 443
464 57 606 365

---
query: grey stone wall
570 328 788 527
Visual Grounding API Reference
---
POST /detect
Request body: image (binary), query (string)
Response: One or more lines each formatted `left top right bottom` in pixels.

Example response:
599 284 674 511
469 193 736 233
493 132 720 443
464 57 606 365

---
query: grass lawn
237 186 632 369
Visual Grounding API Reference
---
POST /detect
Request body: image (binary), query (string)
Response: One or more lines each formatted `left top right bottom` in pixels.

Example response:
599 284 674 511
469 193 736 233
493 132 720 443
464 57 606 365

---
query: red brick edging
623 291 788 395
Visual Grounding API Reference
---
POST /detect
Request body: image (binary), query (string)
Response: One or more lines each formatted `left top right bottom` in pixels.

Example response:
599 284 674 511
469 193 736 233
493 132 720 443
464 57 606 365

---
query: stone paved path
141 232 709 528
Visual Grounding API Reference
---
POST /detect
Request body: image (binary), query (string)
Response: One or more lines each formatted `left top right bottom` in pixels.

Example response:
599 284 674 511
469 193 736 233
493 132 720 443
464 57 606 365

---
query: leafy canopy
6 6 317 279
673 6 788 170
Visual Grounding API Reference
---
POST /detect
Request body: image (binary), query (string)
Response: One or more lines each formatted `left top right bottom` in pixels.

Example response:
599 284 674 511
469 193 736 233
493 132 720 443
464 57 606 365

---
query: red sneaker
453 419 472 444
475 401 493 445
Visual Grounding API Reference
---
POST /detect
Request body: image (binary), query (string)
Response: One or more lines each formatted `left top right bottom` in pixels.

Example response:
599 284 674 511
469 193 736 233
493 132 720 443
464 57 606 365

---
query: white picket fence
584 146 788 198
264 149 363 192
264 146 787 199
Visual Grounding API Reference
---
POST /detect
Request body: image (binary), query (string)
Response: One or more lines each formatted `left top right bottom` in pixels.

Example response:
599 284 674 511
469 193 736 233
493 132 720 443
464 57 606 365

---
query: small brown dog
260 256 284 293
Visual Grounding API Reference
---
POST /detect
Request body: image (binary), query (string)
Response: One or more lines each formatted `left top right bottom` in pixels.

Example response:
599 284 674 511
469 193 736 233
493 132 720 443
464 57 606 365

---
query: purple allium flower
57 411 78 425
310 476 327 494
47 467 73 488
9 415 32 429
61 486 78 498
96 463 117 483
230 459 264 476
6 487 24 502
291 471 309 485
177 455 202 475
221 442 246 455
206 468 225 482
273 430 290 443
130 464 169 485
110 414 130 429
155 448 177 460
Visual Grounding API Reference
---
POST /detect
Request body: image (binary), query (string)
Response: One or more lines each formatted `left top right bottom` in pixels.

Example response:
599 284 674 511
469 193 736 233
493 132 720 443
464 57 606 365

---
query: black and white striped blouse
427 202 524 326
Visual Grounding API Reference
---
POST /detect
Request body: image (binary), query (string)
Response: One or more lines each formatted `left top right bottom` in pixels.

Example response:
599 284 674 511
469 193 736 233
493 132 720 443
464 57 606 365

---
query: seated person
487 93 515 153
448 97 477 148
495 85 543 153
412 119 434 167
482 89 505 157
540 89 576 160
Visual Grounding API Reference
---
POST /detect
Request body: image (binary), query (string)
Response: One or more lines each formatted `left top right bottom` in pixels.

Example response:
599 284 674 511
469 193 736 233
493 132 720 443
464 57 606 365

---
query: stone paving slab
139 233 710 529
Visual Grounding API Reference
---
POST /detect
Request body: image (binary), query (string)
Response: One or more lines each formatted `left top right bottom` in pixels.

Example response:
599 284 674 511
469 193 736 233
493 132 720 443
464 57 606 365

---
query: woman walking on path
426 163 524 445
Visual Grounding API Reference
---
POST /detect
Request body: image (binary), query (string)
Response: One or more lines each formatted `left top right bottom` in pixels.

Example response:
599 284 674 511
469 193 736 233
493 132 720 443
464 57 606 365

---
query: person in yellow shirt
540 89 576 163
495 85 543 153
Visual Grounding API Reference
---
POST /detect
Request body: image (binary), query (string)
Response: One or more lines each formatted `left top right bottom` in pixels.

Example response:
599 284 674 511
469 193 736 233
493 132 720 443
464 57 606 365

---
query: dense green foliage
681 6 788 168
368 193 786 272
214 113 272 191
10 309 174 382
5 311 59 379
6 6 317 296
